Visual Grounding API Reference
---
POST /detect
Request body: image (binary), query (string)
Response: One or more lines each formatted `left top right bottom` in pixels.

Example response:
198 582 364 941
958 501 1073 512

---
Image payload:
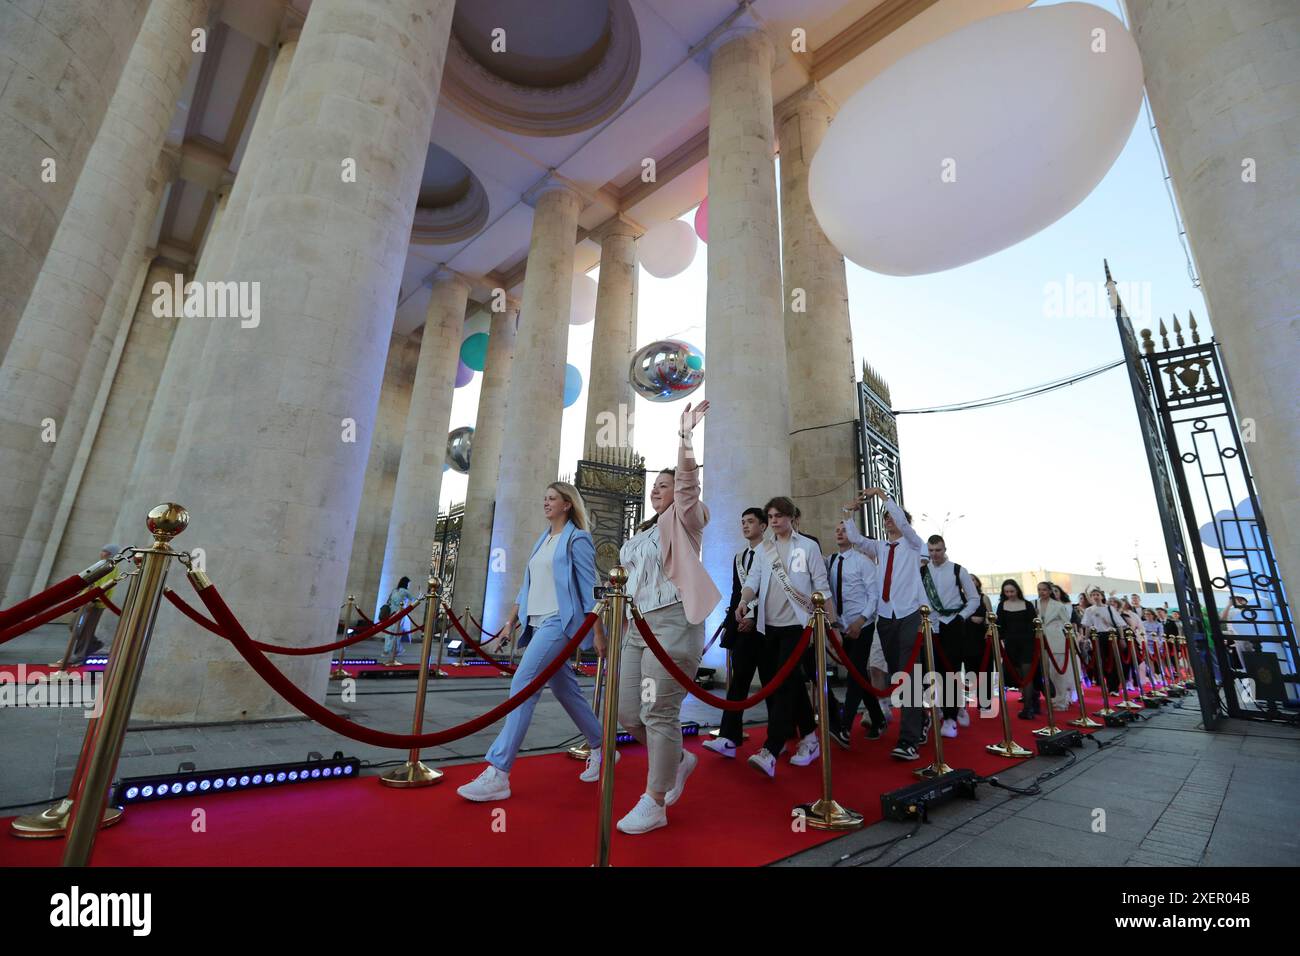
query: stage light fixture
112 755 362 806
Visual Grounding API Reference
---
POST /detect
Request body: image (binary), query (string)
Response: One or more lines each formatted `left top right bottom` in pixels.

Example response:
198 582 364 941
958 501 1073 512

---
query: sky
438 0 1211 587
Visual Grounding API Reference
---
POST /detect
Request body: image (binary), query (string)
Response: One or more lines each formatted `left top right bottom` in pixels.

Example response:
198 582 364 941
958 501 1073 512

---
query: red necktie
882 542 897 603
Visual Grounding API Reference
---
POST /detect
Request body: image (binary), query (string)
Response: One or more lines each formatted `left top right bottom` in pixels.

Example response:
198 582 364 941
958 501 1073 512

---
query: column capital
774 82 838 127
696 20 775 71
522 172 587 210
589 213 644 244
428 265 472 295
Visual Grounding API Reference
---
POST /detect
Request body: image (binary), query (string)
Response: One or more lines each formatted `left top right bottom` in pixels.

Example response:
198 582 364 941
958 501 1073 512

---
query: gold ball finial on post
608 565 628 588
145 503 189 541
812 591 826 608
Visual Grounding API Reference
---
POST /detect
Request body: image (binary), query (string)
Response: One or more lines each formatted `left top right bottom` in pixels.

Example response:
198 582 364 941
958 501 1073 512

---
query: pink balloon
693 198 708 243
454 358 473 387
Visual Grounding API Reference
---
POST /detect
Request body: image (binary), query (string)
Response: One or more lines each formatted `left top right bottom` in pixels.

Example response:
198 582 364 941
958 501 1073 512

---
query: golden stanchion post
62 504 188 867
1112 632 1142 711
380 577 444 787
985 612 1032 758
434 600 448 677
1066 625 1102 729
569 599 610 760
1136 628 1167 703
507 621 519 667
1032 617 1064 738
595 568 626 868
330 596 355 679
913 606 956 778
1091 627 1119 717
463 605 471 667
1178 636 1196 687
796 593 863 827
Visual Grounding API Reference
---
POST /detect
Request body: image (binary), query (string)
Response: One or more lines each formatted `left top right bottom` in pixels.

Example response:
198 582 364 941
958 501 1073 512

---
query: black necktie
832 555 844 616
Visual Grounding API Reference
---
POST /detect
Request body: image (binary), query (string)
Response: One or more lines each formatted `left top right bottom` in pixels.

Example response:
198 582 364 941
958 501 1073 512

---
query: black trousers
717 631 766 745
1093 632 1122 693
839 622 886 731
934 618 968 720
762 624 815 756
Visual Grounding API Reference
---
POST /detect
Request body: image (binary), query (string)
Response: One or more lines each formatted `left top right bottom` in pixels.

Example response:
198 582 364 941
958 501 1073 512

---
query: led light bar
111 755 360 806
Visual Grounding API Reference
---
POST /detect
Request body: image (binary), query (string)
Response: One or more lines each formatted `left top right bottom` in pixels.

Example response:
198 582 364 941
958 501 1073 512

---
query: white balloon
809 3 1144 276
570 273 597 326
639 219 698 278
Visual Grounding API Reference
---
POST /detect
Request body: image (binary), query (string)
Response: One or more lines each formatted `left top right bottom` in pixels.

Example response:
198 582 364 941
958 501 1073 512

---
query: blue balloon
563 364 583 408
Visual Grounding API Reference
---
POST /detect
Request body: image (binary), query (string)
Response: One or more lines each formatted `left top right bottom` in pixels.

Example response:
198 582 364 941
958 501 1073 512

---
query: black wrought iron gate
1110 262 1296 725
856 360 904 540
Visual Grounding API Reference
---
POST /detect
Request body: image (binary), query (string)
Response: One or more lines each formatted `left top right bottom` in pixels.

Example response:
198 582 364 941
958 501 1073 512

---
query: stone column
346 332 419 616
48 258 184 581
484 181 582 632
0 0 207 598
1127 0 1300 596
132 0 457 723
583 217 640 457
110 29 301 549
453 300 518 627
701 25 790 633
377 270 469 607
0 0 150 357
777 85 858 545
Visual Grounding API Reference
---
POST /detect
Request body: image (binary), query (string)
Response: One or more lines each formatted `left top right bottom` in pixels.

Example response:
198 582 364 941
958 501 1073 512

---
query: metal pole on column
63 504 189 866
331 596 355 679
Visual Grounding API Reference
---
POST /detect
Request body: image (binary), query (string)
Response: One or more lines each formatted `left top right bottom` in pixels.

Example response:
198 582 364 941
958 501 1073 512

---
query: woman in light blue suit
457 481 609 802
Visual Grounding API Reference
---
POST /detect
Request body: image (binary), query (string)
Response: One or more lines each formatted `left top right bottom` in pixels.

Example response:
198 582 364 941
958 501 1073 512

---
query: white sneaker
956 707 971 727
578 746 620 783
664 750 697 807
748 748 777 778
616 794 667 834
789 732 820 766
941 718 958 739
701 737 737 758
456 765 510 802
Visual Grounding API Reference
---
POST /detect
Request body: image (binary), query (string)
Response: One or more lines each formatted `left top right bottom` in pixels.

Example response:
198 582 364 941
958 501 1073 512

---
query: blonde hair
547 481 590 532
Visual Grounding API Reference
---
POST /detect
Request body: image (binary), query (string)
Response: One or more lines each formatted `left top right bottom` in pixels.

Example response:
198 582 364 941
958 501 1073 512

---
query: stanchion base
986 740 1033 758
378 761 443 788
1068 715 1103 728
794 798 864 831
1032 724 1066 737
329 668 354 680
10 799 124 839
1140 693 1166 705
706 727 749 741
1163 685 1187 697
1117 701 1144 711
913 761 955 779
568 743 591 760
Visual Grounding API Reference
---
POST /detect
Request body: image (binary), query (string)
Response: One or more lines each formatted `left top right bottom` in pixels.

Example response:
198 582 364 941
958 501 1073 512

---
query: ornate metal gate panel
1111 262 1296 724
575 448 645 578
857 361 904 540
431 501 463 591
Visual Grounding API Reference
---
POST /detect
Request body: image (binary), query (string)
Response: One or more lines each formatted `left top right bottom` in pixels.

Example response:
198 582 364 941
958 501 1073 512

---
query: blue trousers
485 614 602 773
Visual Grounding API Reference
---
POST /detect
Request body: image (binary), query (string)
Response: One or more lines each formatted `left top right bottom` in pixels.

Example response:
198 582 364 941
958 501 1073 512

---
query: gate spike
1188 311 1200 344
1173 315 1184 347
1158 318 1170 350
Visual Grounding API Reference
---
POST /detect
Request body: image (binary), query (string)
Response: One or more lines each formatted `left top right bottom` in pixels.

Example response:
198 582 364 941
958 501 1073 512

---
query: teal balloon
685 353 703 371
460 333 489 371
563 364 583 408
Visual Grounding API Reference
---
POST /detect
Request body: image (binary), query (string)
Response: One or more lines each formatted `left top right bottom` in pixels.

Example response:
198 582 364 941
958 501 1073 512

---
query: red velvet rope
353 606 425 637
0 587 105 646
468 612 521 644
1000 638 1042 687
931 629 956 671
1042 637 1071 675
826 626 924 699
1118 636 1133 665
101 594 122 615
443 605 517 674
195 578 597 748
631 612 811 711
164 588 418 655
0 572 96 632
977 631 994 672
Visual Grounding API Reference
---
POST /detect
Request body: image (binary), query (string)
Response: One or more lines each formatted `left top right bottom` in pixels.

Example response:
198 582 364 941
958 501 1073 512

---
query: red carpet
0 686 1141 867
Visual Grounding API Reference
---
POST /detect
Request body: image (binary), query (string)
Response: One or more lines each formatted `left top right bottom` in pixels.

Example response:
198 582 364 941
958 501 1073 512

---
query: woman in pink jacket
595 401 721 834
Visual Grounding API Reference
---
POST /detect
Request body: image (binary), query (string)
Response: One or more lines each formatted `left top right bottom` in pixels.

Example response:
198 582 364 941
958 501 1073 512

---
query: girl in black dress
996 579 1039 719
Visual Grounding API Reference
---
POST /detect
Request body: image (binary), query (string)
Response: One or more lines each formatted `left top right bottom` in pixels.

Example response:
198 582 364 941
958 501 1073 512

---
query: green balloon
685 353 703 371
460 333 489 371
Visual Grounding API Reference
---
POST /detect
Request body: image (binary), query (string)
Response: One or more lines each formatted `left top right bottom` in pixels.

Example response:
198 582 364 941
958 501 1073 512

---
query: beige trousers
618 603 704 795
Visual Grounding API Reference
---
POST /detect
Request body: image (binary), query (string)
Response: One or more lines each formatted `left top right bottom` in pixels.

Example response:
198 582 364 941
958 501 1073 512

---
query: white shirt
923 558 980 627
1081 603 1123 634
620 524 680 614
826 548 878 627
840 498 925 619
525 532 561 624
743 531 833 631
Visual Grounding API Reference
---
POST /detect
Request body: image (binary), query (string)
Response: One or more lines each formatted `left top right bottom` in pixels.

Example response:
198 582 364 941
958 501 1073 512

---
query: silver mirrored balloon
446 426 474 473
629 339 704 403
